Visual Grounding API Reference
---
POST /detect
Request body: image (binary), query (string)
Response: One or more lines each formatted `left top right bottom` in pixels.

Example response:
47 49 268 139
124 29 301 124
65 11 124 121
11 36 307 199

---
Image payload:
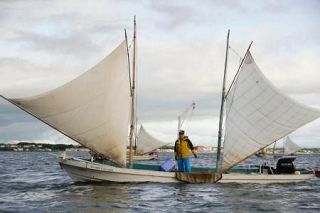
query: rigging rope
179 102 196 134
229 45 243 66
184 105 195 134
229 45 242 58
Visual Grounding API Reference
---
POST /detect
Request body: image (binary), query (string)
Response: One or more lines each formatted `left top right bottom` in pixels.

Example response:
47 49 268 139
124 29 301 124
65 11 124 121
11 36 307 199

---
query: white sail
222 51 320 171
284 136 302 155
9 41 131 166
136 125 168 155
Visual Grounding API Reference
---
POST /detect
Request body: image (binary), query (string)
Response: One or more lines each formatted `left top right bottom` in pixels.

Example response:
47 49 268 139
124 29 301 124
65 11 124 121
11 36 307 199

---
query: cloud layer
0 0 319 147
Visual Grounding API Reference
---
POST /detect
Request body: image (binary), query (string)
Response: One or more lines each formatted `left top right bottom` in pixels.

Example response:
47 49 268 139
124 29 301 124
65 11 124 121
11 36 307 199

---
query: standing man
174 130 198 173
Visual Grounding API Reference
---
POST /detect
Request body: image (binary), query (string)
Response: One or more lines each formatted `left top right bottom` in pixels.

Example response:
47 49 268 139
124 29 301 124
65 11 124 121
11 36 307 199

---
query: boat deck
91 158 261 174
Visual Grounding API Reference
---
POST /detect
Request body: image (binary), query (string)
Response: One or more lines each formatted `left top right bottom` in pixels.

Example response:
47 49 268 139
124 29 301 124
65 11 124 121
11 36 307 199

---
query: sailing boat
270 136 302 157
133 101 196 161
262 136 305 175
133 125 169 161
133 102 196 161
133 101 195 161
215 30 320 183
1 18 218 183
1 21 319 183
284 136 302 155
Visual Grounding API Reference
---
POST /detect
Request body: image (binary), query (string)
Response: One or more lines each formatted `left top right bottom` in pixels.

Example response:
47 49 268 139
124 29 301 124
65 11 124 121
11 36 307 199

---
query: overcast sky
0 0 319 147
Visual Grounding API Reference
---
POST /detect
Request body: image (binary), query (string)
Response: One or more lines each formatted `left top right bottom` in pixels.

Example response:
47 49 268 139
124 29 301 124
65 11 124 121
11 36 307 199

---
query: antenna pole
216 29 230 173
129 16 137 165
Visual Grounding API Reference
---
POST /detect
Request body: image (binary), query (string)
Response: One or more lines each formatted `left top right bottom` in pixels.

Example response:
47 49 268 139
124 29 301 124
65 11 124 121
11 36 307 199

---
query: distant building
195 145 205 151
195 145 215 153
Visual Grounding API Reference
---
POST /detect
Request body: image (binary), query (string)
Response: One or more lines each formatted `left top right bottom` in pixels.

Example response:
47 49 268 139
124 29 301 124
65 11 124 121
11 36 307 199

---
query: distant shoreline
0 142 79 152
1 142 320 154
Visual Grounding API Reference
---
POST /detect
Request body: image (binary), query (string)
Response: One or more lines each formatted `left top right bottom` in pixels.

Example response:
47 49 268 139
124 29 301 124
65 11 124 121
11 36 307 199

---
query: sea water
0 152 319 212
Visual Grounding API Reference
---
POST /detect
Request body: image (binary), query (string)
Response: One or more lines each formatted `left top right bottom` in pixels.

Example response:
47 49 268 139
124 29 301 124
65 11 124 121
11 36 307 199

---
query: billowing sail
8 41 131 165
222 51 320 171
136 125 168 155
284 136 302 155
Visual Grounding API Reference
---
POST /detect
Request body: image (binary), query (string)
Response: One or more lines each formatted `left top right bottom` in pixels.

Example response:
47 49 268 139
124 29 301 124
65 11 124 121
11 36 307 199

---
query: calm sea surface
0 151 320 212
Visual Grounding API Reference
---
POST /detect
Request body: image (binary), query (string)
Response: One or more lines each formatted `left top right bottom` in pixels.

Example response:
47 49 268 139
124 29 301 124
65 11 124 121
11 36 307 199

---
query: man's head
178 130 185 139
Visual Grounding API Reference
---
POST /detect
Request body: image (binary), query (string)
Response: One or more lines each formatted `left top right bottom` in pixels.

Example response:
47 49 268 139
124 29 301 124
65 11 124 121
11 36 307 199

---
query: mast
177 115 181 137
217 41 252 171
129 16 137 165
272 141 276 156
216 38 253 172
134 120 138 155
216 29 230 173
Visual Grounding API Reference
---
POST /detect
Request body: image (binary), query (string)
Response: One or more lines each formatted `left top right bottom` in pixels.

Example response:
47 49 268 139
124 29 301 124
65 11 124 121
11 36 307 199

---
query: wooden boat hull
59 157 315 184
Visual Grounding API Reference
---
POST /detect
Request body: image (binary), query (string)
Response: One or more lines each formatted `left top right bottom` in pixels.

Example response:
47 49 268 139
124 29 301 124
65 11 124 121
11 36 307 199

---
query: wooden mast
129 16 137 165
216 29 230 173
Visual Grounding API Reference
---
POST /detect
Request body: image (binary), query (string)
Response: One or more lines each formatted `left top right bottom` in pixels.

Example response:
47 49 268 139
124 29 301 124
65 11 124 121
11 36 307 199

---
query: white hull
132 155 156 161
219 173 314 184
59 157 315 184
59 157 178 183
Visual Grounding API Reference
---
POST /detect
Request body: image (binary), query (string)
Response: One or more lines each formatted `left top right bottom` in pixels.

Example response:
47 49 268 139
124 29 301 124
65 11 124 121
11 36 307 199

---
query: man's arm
186 139 198 158
174 140 178 160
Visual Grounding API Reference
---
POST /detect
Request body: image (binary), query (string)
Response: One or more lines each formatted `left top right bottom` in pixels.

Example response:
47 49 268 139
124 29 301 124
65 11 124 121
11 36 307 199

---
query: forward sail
8 41 131 166
136 125 169 155
222 51 320 171
284 136 302 155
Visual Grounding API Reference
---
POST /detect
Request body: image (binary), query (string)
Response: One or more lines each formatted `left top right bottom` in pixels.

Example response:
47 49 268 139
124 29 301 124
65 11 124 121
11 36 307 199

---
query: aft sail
7 41 131 166
284 136 302 155
222 51 320 171
136 125 168 155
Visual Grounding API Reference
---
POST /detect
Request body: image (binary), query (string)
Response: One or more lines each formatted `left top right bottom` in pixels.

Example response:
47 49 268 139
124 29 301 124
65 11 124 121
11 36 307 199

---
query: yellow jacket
174 136 197 159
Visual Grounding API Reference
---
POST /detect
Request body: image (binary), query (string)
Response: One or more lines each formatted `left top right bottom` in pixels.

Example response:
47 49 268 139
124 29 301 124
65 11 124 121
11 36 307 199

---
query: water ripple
0 152 319 212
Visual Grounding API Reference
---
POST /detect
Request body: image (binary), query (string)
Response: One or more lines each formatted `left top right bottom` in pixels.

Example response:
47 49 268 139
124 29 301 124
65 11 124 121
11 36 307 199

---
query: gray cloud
138 91 221 122
148 1 198 30
0 100 34 127
10 30 99 57
0 0 319 146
